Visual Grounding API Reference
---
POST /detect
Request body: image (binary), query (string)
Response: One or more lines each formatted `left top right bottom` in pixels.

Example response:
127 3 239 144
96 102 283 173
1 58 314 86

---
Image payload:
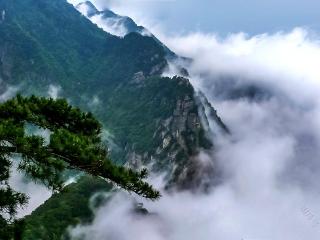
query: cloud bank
48 84 61 99
69 0 320 35
69 26 320 240
9 165 52 218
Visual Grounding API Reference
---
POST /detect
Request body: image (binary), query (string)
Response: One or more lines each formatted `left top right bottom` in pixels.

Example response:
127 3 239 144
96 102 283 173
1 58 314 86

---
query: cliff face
116 74 230 193
123 76 217 187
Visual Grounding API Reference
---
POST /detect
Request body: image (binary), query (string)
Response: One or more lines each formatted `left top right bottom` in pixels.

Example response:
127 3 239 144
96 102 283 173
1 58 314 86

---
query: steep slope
0 0 227 237
22 177 112 240
0 0 166 92
0 0 224 186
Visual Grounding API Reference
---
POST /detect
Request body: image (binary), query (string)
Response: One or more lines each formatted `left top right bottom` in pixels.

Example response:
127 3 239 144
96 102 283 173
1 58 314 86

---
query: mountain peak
76 1 99 17
75 1 142 37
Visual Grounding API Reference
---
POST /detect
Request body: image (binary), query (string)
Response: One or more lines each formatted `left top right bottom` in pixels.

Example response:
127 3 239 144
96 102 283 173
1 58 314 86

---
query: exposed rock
131 71 145 85
125 151 143 169
149 61 167 75
162 135 171 149
123 75 229 192
196 91 230 134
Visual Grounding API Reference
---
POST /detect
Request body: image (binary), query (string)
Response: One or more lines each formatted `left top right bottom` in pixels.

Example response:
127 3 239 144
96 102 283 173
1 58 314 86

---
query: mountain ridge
76 1 145 37
74 1 178 58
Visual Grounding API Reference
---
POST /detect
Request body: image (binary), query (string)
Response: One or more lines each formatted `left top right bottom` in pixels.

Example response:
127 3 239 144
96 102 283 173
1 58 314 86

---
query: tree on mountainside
0 95 160 239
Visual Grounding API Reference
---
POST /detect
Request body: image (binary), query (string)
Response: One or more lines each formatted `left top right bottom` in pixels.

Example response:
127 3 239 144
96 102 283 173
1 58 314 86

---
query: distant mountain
76 1 99 17
0 0 227 238
76 1 144 37
75 1 177 58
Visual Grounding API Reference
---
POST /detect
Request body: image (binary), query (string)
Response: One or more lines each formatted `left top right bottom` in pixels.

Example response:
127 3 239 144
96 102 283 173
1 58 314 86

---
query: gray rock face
124 77 227 191
131 71 145 85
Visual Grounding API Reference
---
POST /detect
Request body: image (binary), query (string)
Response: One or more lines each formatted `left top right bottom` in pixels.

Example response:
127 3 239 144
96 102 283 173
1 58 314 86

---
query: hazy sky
75 0 320 35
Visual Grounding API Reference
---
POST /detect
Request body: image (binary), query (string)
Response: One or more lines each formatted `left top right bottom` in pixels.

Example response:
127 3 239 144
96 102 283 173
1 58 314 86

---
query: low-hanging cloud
9 165 52 218
68 25 320 240
0 86 51 218
75 2 129 37
161 28 320 105
8 128 53 218
48 84 61 100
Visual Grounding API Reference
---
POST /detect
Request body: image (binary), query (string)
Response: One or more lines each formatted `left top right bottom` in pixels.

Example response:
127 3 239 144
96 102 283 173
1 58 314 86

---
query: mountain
75 1 177 58
76 1 144 37
76 1 99 17
0 0 227 238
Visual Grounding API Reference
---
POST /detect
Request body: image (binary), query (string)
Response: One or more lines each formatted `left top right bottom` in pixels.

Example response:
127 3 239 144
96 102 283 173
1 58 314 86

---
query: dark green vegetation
0 0 225 238
0 95 159 239
0 0 213 174
0 0 168 160
22 176 111 240
101 76 195 154
0 0 166 93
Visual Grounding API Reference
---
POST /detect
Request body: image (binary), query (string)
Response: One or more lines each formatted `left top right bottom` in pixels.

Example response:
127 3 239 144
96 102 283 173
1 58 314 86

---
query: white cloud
72 1 130 37
69 27 320 240
48 84 61 99
0 86 19 102
90 14 128 37
9 163 52 218
160 28 320 105
63 2 320 239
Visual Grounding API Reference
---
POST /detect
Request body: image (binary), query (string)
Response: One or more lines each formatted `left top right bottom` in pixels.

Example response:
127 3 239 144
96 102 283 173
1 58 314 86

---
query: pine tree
0 95 160 239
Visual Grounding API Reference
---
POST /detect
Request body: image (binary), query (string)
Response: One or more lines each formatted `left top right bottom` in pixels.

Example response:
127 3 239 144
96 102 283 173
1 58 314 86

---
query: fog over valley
67 2 320 240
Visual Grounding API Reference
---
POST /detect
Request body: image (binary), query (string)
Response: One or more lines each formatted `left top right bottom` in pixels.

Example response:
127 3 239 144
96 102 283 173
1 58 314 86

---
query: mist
67 23 320 240
48 84 61 99
8 165 52 218
5 84 64 218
